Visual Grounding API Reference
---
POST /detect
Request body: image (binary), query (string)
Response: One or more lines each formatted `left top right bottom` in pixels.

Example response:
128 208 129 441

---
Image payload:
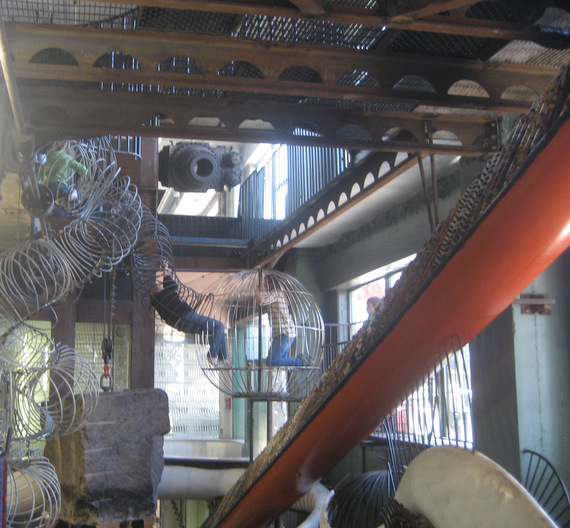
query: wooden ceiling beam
70 0 540 41
6 23 556 98
12 63 530 115
385 0 480 22
18 85 496 155
288 0 326 17
406 14 538 39
29 120 490 156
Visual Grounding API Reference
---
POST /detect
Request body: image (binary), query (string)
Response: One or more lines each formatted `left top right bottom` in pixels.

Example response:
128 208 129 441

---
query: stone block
45 389 170 525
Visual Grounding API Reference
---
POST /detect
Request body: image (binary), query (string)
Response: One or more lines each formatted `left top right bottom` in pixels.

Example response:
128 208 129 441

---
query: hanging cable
416 154 435 232
100 271 116 392
430 154 440 225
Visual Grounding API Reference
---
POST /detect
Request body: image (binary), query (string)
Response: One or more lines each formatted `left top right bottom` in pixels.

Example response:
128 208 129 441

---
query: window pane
349 278 386 332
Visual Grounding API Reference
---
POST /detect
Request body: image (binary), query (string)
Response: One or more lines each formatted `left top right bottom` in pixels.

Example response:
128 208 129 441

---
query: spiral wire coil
0 136 143 528
5 457 61 528
199 268 324 400
131 205 216 323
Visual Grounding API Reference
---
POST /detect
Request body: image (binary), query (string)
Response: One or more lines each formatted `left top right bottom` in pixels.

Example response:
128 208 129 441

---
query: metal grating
21 77 99 92
6 0 569 162
336 123 372 140
218 61 265 78
465 1 517 22
156 86 224 99
4 0 567 66
389 30 504 60
386 2 536 61
292 123 324 136
158 215 245 240
0 1 136 27
369 101 417 112
393 75 437 94
325 0 380 7
234 15 387 50
301 97 366 110
338 70 380 88
154 323 220 439
75 323 131 393
278 65 322 83
527 46 570 67
138 7 237 33
155 57 217 97
138 4 388 50
29 48 78 65
94 51 141 70
158 56 204 75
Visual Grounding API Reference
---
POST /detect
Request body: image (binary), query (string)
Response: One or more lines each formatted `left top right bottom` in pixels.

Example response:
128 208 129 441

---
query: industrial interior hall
0 1 569 528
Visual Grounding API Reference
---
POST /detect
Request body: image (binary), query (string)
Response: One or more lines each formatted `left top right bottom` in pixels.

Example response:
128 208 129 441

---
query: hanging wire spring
170 500 185 528
0 135 143 528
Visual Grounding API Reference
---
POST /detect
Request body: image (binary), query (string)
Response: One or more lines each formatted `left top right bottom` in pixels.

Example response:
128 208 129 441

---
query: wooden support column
119 139 158 389
51 297 77 348
130 297 156 390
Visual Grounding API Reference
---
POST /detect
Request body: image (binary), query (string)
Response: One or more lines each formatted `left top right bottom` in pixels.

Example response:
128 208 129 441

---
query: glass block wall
154 322 220 439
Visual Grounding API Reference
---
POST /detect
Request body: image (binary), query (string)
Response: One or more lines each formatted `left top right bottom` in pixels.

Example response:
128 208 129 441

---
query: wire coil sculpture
379 340 473 493
0 323 56 372
7 345 100 441
521 449 570 527
5 457 61 528
197 268 324 401
0 136 143 528
131 205 214 313
323 471 435 528
130 205 175 300
130 204 219 392
322 343 471 528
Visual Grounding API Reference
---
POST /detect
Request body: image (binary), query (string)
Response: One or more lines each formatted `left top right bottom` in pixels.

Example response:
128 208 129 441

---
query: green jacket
38 151 87 186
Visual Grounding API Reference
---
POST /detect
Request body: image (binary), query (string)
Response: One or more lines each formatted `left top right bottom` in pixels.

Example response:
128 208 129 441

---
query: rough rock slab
45 388 170 525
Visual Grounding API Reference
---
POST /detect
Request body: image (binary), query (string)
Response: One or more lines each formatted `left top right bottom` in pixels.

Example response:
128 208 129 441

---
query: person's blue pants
268 335 302 366
48 181 69 201
179 311 227 360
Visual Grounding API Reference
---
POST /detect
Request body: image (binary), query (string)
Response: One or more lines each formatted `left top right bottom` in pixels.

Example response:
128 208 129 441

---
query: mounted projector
159 142 242 192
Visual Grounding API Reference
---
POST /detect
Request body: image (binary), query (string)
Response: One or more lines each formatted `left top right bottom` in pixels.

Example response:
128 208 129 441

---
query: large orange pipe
215 117 570 528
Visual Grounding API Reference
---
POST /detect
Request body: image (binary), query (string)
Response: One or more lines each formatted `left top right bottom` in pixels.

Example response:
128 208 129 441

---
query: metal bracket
513 293 555 315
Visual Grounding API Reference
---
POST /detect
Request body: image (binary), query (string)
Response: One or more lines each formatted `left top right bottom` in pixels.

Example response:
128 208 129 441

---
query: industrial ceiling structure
5 1 570 149
0 0 569 261
0 3 569 528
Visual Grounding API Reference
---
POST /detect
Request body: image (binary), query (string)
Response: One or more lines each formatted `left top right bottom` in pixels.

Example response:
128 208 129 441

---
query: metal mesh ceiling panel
137 7 238 33
232 15 387 49
387 1 532 60
465 1 517 22
325 0 379 7
1 1 136 26
136 6 388 50
389 30 504 60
